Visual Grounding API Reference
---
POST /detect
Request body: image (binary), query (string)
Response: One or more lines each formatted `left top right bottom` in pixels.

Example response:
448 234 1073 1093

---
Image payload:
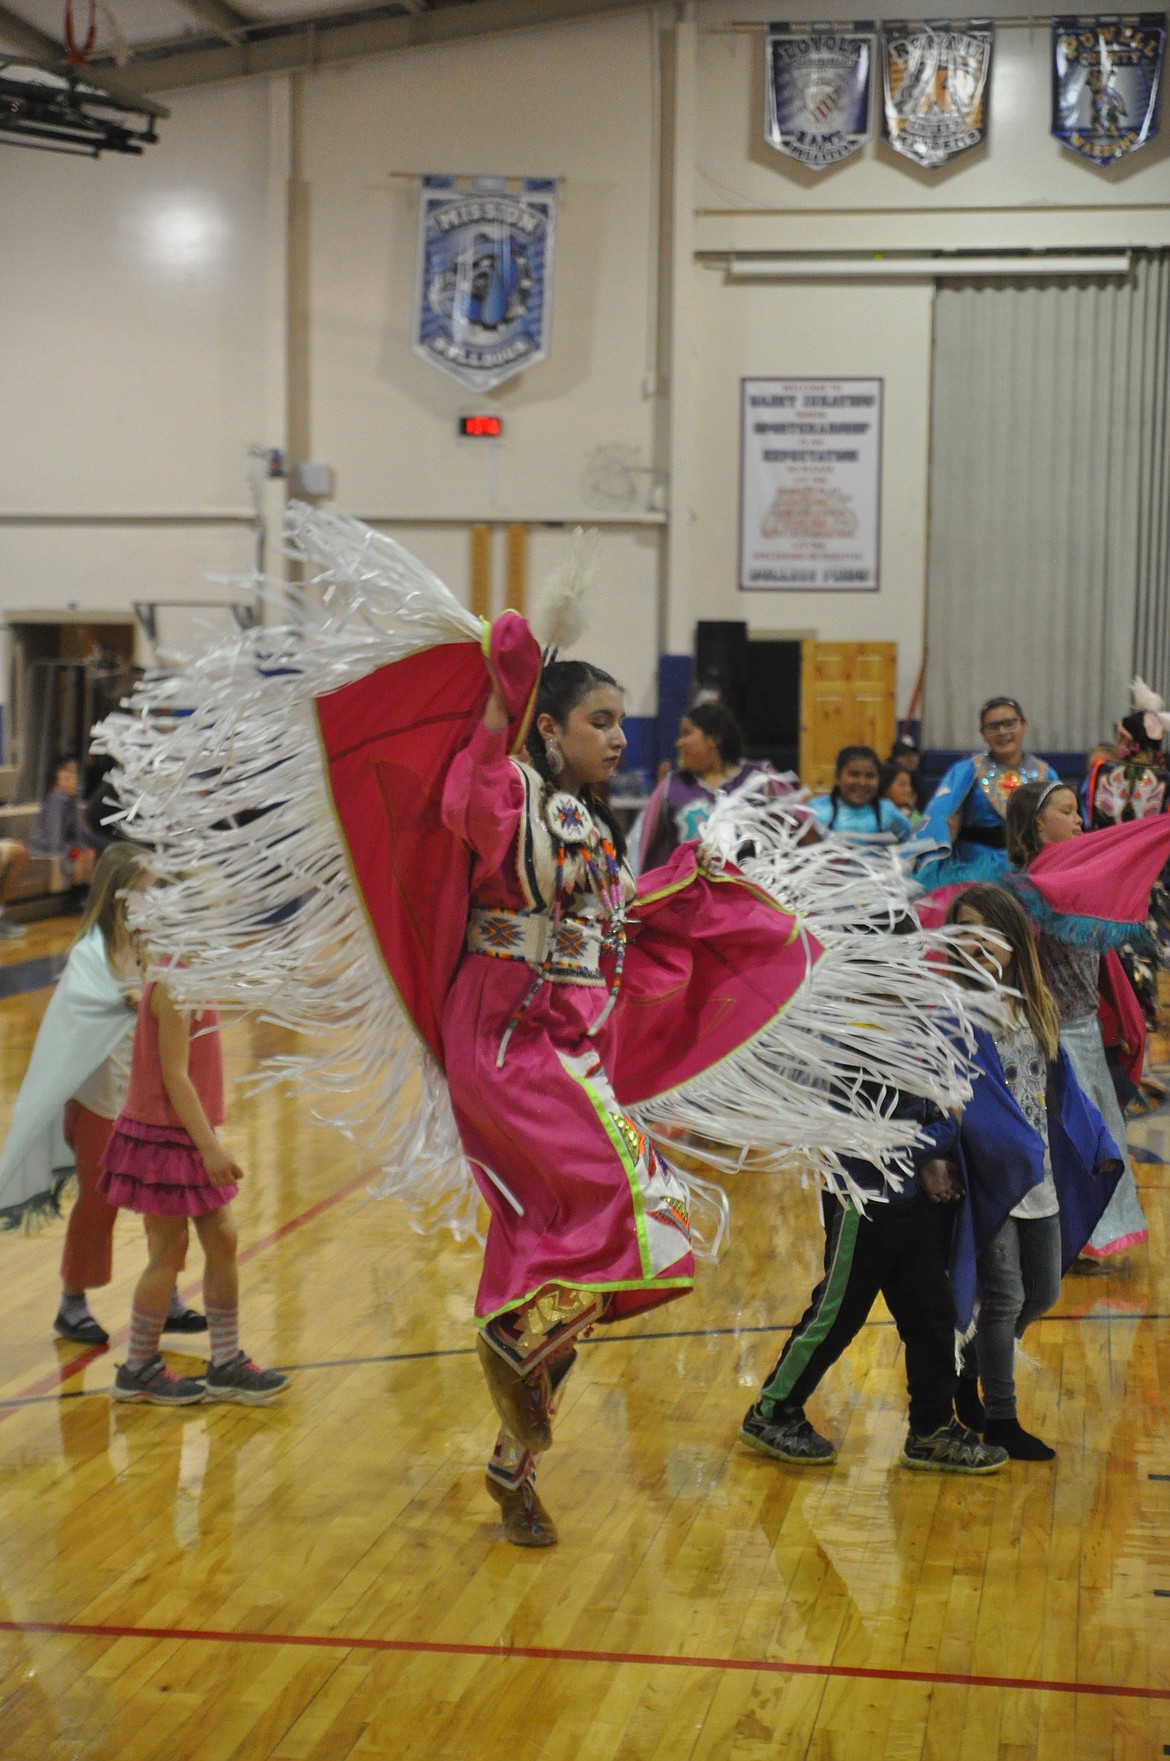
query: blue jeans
974 1213 1063 1422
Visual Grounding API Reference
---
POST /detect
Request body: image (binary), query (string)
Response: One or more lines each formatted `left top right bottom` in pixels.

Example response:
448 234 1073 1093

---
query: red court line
0 1166 375 1417
0 1617 1164 1702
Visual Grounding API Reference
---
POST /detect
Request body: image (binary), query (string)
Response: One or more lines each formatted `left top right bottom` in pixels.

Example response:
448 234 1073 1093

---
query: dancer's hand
203 1141 244 1185
919 1158 962 1203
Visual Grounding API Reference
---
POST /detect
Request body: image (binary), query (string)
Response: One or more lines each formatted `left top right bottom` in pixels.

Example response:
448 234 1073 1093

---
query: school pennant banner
413 175 556 392
881 19 994 167
765 22 875 169
1052 15 1166 165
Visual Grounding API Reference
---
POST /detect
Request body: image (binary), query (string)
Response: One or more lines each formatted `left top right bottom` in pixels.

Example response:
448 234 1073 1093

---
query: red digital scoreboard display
459 415 503 438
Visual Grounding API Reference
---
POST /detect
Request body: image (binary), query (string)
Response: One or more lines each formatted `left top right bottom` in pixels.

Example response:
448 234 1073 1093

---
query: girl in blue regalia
912 697 1057 889
808 746 914 848
945 884 1123 1460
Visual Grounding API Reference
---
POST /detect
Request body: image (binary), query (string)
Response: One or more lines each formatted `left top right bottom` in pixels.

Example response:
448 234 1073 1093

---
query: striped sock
126 1302 167 1371
206 1303 240 1367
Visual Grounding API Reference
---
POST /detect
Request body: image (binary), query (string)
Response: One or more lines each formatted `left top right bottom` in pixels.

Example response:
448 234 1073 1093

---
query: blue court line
5 1311 1170 1411
0 952 66 1001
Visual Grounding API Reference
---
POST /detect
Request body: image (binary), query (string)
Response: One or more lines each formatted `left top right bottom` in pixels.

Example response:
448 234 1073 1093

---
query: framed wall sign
739 378 883 592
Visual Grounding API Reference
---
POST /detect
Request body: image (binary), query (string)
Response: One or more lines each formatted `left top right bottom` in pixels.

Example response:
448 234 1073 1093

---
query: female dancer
93 507 1001 1546
946 885 1122 1457
1004 781 1152 1263
0 843 204 1344
442 658 695 1543
637 701 783 871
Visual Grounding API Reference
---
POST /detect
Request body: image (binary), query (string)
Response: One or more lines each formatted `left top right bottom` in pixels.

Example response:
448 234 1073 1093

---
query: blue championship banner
1052 16 1165 164
765 22 875 169
881 19 994 166
413 175 556 392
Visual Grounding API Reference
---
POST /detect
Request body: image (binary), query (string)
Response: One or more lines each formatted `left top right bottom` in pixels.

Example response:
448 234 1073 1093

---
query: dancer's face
837 757 879 807
540 685 627 791
981 706 1026 767
1036 787 1081 847
884 771 916 812
676 717 722 778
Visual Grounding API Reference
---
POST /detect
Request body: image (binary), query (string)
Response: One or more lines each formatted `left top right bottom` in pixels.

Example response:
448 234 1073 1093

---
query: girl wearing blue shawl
946 885 1123 1461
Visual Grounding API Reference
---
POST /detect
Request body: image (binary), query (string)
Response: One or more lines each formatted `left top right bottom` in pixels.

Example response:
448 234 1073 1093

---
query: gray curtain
925 252 1170 752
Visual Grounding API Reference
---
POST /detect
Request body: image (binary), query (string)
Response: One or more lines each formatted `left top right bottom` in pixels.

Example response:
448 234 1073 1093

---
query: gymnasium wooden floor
0 917 1167 1760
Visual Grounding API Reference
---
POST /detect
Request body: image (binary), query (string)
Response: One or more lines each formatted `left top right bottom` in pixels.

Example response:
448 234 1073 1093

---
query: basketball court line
0 1616 1164 1703
3 1309 1168 1413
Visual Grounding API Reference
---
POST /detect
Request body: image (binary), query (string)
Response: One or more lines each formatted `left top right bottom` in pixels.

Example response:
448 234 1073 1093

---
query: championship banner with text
413 175 556 392
739 378 882 593
1052 15 1165 164
765 22 875 169
881 19 994 166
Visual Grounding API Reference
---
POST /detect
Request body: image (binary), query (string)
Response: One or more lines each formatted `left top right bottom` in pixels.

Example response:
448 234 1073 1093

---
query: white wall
0 76 281 710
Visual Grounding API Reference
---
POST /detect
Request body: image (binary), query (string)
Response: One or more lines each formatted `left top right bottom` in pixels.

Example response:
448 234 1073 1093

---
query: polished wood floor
0 915 1167 1759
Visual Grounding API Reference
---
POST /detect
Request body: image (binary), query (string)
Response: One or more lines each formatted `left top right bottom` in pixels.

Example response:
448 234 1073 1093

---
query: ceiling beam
93 0 651 97
0 0 169 114
172 0 256 46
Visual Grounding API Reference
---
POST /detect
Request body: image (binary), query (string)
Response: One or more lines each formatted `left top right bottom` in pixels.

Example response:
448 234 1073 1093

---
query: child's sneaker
112 1356 205 1406
902 1418 1007 1474
204 1350 289 1406
739 1403 838 1464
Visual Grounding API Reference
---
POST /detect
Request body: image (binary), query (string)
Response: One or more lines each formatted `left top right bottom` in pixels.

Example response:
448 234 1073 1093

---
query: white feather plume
1131 676 1165 713
529 527 598 653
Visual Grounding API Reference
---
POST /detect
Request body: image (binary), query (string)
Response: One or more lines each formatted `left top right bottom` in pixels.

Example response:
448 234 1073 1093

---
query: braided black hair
525 658 628 860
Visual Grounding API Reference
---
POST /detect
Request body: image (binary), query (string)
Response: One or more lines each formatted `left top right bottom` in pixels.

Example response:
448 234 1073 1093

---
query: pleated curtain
925 252 1170 751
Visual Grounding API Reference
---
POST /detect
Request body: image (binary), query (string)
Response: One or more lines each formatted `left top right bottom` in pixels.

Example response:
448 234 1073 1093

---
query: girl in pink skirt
99 972 289 1406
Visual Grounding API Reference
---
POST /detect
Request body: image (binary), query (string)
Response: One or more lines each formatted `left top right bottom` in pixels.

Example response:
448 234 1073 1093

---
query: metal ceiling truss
79 0 649 96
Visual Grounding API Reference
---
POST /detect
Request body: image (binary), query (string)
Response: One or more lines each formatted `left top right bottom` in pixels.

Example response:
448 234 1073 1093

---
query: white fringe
625 784 1005 1205
93 505 484 1239
93 507 1000 1239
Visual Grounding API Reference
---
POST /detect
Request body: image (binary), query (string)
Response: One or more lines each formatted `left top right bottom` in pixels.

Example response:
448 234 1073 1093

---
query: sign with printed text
413 175 556 392
881 19 994 166
739 378 882 592
765 22 875 169
1052 15 1166 165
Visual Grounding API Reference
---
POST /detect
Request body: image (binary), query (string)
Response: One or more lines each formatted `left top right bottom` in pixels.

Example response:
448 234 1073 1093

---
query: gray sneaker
112 1355 205 1406
204 1350 289 1406
739 1403 838 1465
902 1418 1008 1474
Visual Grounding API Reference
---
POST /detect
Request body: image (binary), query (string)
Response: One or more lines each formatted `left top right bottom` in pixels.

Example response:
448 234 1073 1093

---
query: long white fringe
94 505 483 1238
625 784 1005 1205
94 507 1000 1238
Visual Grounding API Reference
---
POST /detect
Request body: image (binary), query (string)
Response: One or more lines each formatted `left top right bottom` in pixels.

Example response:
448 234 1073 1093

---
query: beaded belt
467 908 605 985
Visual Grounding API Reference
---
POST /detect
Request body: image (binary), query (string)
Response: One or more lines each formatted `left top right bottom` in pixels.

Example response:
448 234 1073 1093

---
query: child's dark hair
525 659 627 859
680 700 744 770
946 883 1060 1062
1005 779 1076 870
1119 710 1165 756
828 745 882 830
878 761 906 801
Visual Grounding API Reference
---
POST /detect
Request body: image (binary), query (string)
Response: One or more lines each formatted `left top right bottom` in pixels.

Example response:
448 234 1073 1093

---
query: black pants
758 1191 957 1438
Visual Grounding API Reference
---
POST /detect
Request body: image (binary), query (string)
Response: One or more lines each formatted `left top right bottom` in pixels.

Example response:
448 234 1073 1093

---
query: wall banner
739 379 883 593
413 175 556 392
1052 15 1165 164
765 22 875 169
881 19 994 166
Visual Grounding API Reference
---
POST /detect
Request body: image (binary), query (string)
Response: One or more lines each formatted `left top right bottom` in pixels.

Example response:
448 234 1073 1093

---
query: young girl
880 761 921 827
99 963 288 1405
946 884 1123 1459
0 843 204 1345
809 746 913 847
637 701 783 871
1004 780 1148 1263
